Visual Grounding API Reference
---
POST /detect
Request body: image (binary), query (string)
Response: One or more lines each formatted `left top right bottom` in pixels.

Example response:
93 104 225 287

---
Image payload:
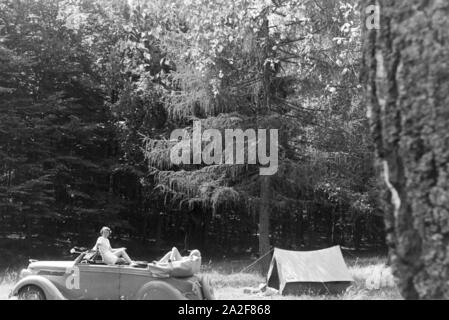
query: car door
117 266 151 300
76 264 121 300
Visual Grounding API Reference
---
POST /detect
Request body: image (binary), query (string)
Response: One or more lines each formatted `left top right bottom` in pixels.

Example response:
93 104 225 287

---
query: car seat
83 250 105 264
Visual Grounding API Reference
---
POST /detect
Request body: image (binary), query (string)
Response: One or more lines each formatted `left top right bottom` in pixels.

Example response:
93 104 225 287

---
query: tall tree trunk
362 0 449 299
258 15 273 274
259 175 272 273
154 212 162 251
296 210 304 247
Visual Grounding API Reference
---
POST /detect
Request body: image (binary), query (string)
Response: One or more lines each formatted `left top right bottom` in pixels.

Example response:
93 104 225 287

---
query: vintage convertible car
9 248 215 300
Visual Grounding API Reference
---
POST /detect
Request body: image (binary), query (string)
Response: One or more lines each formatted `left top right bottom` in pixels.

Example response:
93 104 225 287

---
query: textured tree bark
362 0 449 299
258 15 273 274
259 174 272 273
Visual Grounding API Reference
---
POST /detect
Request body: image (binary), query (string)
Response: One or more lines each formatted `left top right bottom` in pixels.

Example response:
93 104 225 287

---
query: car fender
136 281 188 300
11 275 66 300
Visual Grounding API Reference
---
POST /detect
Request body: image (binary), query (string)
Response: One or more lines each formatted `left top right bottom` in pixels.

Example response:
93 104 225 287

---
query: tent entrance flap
267 259 280 289
267 246 354 295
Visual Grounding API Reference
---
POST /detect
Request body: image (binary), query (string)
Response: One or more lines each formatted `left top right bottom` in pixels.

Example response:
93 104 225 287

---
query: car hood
29 261 75 271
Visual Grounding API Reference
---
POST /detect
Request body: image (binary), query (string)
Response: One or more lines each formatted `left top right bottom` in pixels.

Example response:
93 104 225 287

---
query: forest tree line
0 0 386 265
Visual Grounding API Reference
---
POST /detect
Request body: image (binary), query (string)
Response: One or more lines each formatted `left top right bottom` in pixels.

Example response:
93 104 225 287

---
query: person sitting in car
93 226 136 266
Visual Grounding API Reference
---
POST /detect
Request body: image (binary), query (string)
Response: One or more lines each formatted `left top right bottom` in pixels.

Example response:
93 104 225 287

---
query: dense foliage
0 0 385 265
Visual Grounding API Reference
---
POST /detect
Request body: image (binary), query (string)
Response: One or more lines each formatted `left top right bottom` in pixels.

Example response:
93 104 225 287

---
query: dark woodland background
0 0 386 268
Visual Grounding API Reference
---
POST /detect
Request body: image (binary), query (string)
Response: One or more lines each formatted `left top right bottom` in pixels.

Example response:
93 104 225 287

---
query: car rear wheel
200 275 215 300
137 281 187 300
18 285 46 300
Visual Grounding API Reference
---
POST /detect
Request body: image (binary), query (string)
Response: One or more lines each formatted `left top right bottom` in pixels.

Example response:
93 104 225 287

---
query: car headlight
19 268 32 279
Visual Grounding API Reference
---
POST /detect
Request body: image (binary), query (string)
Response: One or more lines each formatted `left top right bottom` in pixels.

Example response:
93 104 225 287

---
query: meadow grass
201 255 402 300
0 269 19 300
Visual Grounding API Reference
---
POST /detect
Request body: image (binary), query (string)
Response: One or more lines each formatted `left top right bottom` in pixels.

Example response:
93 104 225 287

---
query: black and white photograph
0 0 448 305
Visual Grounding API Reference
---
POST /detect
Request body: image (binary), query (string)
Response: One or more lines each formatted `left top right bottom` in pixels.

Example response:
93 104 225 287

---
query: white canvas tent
267 246 354 295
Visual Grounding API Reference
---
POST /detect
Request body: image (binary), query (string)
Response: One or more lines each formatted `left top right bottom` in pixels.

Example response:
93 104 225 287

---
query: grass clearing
202 256 401 300
0 269 18 300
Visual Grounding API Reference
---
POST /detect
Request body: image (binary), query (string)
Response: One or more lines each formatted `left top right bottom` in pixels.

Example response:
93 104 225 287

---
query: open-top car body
9 249 215 300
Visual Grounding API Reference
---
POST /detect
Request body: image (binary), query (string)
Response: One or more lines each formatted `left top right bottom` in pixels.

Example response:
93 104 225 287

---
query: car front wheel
18 285 46 300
